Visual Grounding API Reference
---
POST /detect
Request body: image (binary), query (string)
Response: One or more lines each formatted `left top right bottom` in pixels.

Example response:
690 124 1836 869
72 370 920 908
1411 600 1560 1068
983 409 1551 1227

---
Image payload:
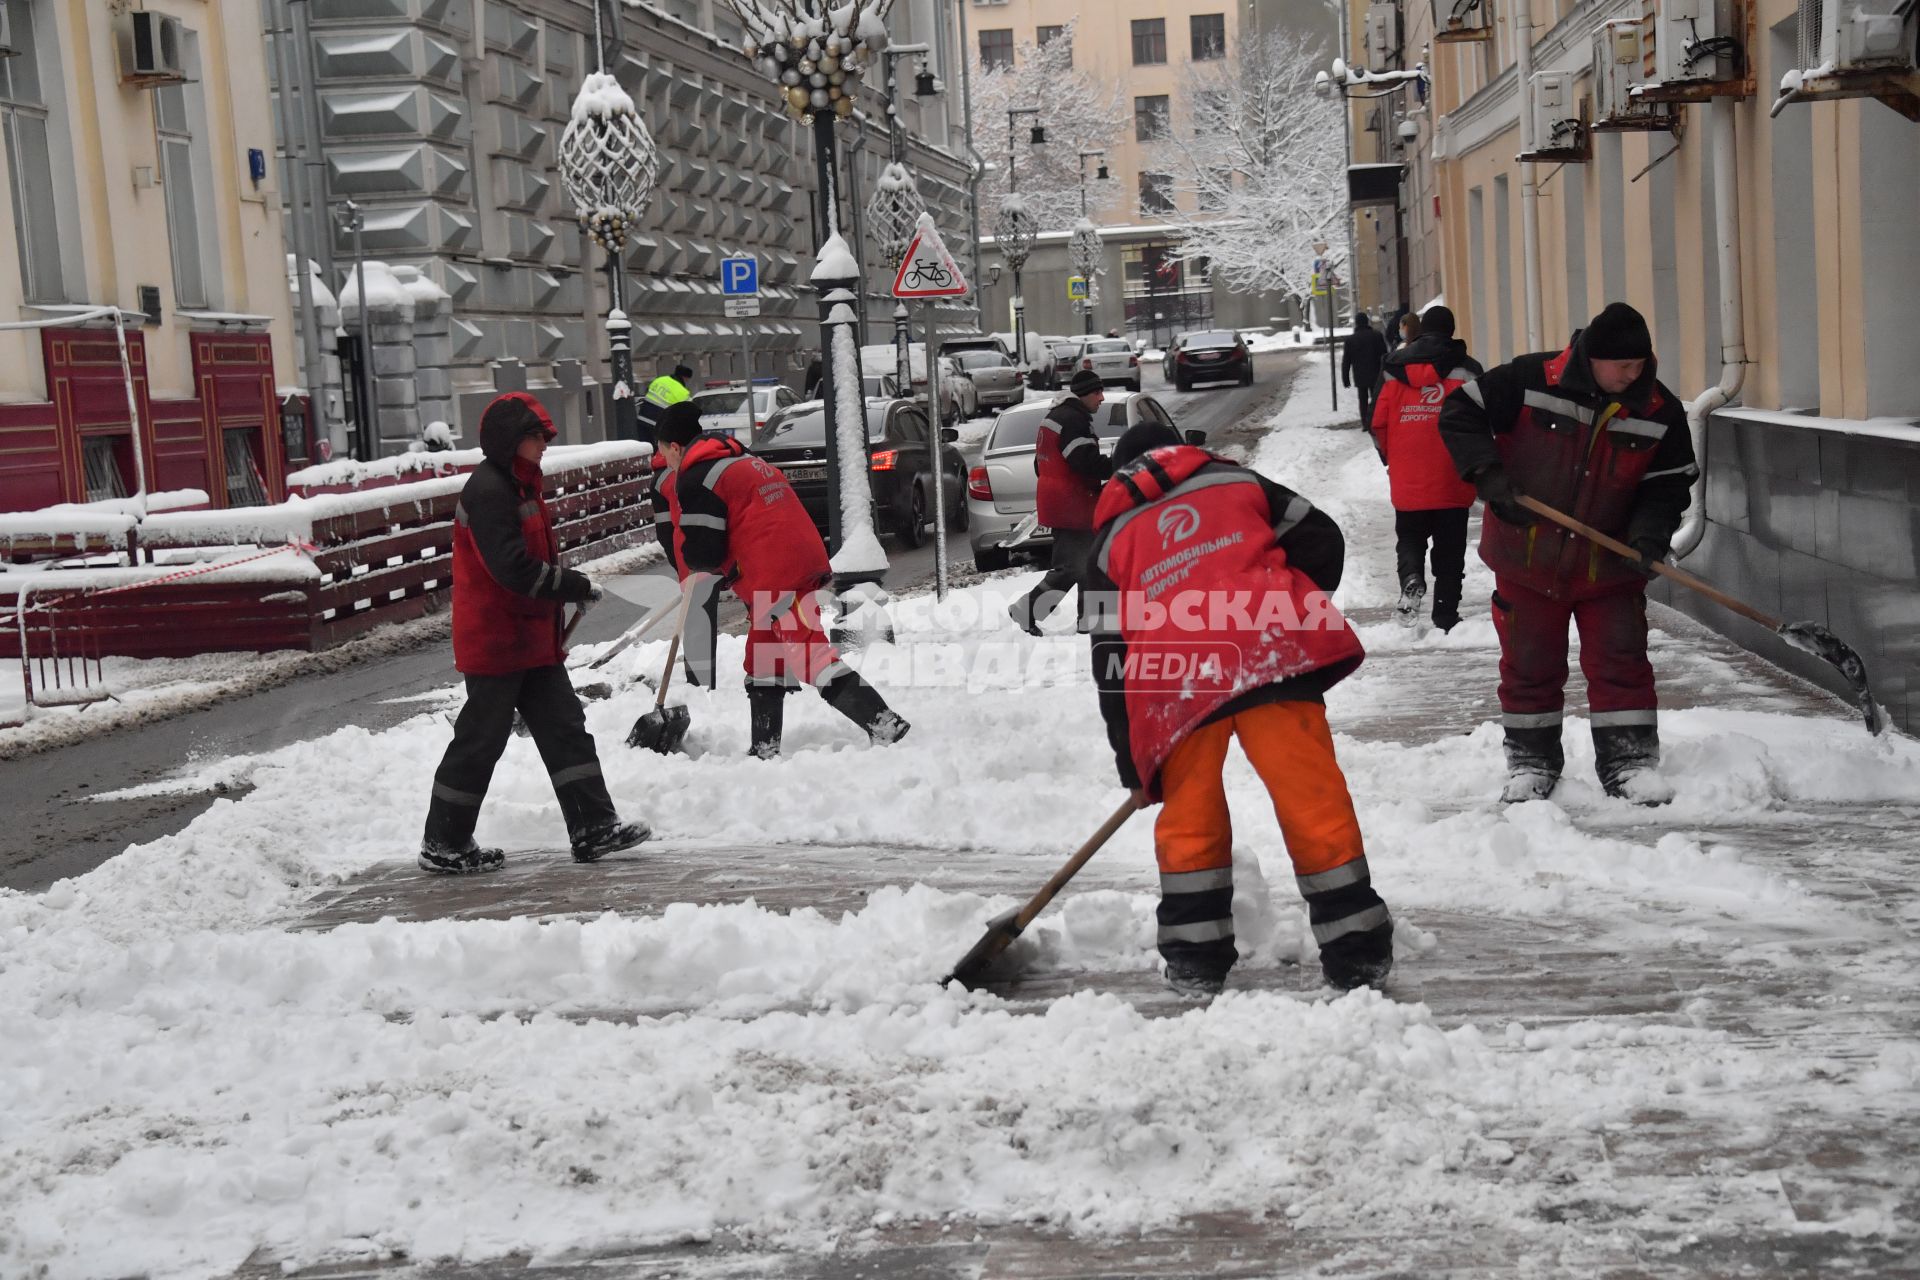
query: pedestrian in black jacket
1342 315 1389 428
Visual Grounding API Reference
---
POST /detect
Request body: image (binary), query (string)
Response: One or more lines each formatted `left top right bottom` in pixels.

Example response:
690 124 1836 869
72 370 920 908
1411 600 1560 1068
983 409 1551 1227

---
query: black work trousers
1015 526 1096 631
1393 508 1470 629
423 664 617 850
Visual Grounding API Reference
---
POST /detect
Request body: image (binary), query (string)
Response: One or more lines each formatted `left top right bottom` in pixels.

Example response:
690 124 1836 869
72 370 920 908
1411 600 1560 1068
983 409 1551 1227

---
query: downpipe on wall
1673 97 1749 561
1516 0 1543 352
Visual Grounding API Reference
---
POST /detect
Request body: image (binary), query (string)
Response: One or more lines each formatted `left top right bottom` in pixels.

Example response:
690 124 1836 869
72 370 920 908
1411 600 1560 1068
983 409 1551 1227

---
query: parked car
940 333 1016 363
949 349 1026 411
1047 337 1085 372
936 355 980 422
858 343 977 427
993 331 1058 389
689 381 801 442
751 397 968 548
1073 337 1141 392
1168 329 1254 390
965 390 1197 571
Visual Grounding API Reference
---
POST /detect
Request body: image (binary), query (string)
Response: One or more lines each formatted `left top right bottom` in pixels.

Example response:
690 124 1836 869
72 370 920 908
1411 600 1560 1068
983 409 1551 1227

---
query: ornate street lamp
1070 147 1107 336
866 41 936 403
558 6 659 441
993 193 1038 364
721 0 897 584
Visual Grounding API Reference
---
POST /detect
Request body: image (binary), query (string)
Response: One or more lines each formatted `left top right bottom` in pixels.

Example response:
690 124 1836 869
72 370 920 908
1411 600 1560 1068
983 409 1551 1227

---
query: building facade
270 0 975 458
0 0 299 514
1401 0 1920 731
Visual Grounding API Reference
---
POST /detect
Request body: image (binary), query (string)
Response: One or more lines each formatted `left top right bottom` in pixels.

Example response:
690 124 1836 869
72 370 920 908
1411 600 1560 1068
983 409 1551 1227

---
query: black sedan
1169 330 1254 390
750 397 969 548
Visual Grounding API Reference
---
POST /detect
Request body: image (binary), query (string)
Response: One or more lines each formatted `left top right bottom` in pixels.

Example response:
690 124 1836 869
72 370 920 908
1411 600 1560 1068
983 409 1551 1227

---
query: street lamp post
1070 148 1107 336
558 2 660 442
337 199 373 461
1313 57 1430 324
867 43 938 409
723 0 898 591
999 106 1043 371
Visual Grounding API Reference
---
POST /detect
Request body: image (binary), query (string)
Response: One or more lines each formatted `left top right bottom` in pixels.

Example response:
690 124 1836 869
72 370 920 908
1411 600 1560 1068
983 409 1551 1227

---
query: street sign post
722 256 758 402
890 214 969 600
724 297 761 318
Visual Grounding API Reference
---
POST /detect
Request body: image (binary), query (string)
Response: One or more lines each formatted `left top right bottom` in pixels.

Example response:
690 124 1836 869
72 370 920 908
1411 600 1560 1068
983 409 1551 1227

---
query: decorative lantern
558 72 660 249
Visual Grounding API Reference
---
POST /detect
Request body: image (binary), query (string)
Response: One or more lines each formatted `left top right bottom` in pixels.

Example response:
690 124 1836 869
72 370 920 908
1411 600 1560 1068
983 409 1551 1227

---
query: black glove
1629 535 1669 578
556 568 596 604
1475 468 1535 526
586 583 605 606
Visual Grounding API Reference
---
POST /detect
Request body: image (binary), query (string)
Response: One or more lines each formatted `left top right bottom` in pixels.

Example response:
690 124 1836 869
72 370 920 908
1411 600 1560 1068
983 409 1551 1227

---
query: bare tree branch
967 23 1128 232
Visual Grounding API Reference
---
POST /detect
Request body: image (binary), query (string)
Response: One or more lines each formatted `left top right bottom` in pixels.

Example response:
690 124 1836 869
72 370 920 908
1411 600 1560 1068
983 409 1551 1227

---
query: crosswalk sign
1067 276 1088 301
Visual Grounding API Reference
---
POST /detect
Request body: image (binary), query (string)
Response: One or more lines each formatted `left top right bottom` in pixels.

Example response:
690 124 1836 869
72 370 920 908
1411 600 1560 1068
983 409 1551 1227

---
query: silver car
1073 338 1141 391
689 382 801 443
965 390 1190 571
950 349 1026 411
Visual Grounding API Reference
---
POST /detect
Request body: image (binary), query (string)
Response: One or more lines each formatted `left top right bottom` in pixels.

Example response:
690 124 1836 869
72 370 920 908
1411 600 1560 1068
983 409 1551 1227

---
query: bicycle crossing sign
891 213 970 299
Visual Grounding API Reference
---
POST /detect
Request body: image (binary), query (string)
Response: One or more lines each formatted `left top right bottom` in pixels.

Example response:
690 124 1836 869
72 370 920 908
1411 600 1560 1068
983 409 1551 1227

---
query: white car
1072 338 1142 392
689 382 801 442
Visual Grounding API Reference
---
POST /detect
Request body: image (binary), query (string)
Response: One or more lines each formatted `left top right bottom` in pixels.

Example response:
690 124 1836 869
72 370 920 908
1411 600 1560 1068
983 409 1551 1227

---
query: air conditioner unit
1434 0 1492 44
117 11 188 86
1366 2 1398 64
1800 0 1916 72
1652 0 1739 85
1523 69 1588 160
1593 19 1679 129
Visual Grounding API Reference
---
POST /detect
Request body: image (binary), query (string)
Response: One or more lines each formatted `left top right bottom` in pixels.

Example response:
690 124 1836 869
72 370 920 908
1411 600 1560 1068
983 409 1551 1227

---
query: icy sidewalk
3 355 1918 1279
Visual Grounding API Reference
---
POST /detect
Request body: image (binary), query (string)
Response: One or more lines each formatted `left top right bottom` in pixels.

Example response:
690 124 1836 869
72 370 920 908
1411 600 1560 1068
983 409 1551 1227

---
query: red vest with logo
1034 398 1102 530
1091 447 1365 793
1482 346 1678 599
1372 360 1478 511
672 435 830 619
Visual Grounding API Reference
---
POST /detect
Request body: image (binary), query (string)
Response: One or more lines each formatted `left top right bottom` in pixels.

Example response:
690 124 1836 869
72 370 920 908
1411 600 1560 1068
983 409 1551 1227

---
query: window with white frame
154 77 209 309
0 0 69 304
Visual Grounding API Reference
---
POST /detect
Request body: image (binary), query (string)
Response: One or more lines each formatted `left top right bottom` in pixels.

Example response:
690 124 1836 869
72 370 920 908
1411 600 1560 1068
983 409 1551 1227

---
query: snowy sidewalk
5 356 1918 1279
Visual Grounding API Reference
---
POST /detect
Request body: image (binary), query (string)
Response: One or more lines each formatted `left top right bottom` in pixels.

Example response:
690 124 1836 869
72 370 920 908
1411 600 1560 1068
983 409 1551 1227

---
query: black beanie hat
1111 421 1182 468
657 401 705 447
1419 305 1457 339
1584 303 1653 360
672 364 694 381
1070 368 1105 397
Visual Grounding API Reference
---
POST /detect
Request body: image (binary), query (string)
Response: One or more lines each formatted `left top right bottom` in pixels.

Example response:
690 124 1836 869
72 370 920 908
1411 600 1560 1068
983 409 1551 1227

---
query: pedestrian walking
419 392 651 873
649 405 721 688
803 355 823 401
1009 369 1112 635
1398 311 1422 350
1368 305 1484 632
654 408 910 758
635 363 693 444
1381 307 1408 352
1083 421 1393 998
1341 314 1389 428
1440 302 1698 805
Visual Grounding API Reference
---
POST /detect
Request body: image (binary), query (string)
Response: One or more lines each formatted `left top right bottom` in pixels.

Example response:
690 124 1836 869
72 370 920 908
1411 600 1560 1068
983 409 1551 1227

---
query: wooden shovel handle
1515 495 1784 631
1013 798 1141 932
652 575 704 710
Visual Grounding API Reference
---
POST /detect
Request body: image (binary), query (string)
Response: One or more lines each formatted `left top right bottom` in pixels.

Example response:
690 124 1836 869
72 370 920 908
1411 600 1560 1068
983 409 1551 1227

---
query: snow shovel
577 588 687 673
1518 495 1886 736
942 797 1142 989
624 580 700 753
999 512 1043 550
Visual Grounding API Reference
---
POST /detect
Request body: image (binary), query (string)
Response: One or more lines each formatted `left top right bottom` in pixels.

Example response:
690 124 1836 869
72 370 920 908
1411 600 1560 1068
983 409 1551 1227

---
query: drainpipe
1672 97 1748 561
1515 0 1543 352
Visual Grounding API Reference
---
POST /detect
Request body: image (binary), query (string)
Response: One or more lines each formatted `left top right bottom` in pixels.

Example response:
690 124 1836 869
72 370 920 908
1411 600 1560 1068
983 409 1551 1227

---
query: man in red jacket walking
1010 369 1112 634
419 393 651 873
1084 421 1392 998
1440 303 1698 804
656 408 909 758
1369 306 1483 632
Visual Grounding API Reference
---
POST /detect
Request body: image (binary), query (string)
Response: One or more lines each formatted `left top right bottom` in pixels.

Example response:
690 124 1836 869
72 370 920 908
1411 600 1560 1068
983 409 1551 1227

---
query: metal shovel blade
625 703 692 753
941 907 1025 990
1778 621 1886 736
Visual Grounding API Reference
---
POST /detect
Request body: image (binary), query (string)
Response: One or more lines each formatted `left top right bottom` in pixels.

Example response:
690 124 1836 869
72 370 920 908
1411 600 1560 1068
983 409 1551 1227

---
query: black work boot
820 671 911 746
420 794 504 873
1593 723 1673 805
748 685 788 760
570 819 651 863
1303 867 1394 990
1501 725 1565 803
1394 575 1426 626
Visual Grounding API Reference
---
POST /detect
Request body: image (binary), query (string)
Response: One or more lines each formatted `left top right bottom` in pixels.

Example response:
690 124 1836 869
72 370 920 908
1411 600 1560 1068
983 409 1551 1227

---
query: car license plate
1034 524 1052 536
784 465 825 482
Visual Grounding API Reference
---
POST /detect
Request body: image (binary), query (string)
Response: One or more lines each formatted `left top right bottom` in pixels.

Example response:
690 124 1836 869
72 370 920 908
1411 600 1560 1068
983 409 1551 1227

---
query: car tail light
1082 358 1094 371
1129 355 1139 367
967 466 992 501
870 449 899 472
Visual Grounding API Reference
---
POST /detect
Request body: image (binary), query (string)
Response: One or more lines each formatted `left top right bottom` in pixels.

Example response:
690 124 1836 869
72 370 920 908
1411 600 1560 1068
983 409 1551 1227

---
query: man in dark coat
1341 314 1389 428
419 392 650 872
1009 369 1111 635
1439 302 1698 805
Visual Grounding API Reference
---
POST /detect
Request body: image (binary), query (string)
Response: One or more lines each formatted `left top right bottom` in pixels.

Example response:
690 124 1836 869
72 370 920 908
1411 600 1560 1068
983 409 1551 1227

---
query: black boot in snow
1164 960 1228 1000
1500 724 1564 803
1319 917 1394 991
1307 875 1394 990
1394 575 1426 626
748 686 788 760
417 840 506 875
820 671 911 746
570 819 651 863
1594 723 1673 805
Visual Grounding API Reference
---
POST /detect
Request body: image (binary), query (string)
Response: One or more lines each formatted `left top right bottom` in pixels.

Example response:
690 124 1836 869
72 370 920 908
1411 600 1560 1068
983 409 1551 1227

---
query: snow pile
809 230 862 283
336 261 412 316
285 254 338 310
569 70 636 123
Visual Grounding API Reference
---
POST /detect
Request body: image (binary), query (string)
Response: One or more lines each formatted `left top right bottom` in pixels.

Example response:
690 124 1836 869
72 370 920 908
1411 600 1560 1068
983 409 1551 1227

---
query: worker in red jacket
649 426 720 688
1084 421 1392 998
1009 369 1112 634
1368 305 1484 632
420 392 650 873
1440 302 1698 805
655 407 909 758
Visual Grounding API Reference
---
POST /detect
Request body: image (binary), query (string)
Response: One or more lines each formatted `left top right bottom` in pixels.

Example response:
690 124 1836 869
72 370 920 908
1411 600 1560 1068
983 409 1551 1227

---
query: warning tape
8 540 319 618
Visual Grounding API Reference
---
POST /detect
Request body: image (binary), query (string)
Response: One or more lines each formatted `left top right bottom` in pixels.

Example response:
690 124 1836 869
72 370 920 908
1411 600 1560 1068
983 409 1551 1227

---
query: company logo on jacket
1156 502 1203 546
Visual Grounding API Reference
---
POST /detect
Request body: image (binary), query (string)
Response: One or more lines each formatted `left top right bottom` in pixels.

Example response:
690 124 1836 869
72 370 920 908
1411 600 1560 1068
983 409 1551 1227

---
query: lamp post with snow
1070 148 1108 336
998 106 1044 368
558 3 659 442
1313 57 1429 320
336 198 374 461
723 0 897 598
866 41 939 409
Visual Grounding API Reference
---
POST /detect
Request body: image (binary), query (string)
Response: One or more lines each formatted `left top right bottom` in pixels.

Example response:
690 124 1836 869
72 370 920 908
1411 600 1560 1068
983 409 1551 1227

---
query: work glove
1474 468 1536 527
586 583 605 606
1629 535 1670 579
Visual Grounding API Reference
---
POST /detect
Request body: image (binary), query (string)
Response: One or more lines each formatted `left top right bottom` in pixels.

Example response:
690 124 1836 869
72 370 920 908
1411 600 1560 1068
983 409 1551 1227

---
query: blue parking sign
722 256 758 296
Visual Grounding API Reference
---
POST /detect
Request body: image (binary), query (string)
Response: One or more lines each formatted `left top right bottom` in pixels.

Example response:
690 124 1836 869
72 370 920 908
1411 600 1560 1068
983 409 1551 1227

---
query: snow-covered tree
969 23 1126 232
1148 32 1344 296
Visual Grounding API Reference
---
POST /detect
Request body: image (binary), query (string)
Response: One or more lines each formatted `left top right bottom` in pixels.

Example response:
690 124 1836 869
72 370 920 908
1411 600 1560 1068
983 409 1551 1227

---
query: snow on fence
0 444 654 661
